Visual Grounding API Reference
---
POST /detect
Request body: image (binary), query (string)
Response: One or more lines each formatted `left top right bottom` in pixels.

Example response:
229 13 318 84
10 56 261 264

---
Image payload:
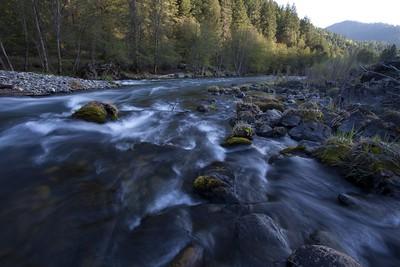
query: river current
0 77 399 267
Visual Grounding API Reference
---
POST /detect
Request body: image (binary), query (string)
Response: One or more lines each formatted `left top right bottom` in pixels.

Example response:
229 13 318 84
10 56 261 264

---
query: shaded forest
0 0 387 77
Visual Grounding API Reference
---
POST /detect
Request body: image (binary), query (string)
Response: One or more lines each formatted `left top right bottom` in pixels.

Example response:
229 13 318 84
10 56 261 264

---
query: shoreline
0 70 116 97
0 70 291 97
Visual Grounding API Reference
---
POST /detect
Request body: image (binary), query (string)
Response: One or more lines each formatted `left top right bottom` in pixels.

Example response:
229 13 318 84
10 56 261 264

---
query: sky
274 0 400 28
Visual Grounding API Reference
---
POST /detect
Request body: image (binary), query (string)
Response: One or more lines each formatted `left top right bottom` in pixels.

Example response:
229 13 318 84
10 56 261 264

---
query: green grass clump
232 121 254 139
313 136 353 166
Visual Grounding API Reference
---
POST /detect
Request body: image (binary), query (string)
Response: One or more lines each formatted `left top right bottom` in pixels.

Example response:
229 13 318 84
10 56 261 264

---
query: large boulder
280 109 302 127
236 214 291 267
255 109 283 127
315 137 400 198
236 102 262 124
287 245 362 267
72 101 119 124
337 107 378 134
289 122 332 142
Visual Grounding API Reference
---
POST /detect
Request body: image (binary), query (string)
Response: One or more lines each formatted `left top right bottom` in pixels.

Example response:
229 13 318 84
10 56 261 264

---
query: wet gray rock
196 104 209 113
281 110 302 127
0 70 114 96
237 214 291 267
256 109 283 127
256 124 273 137
289 122 332 142
287 245 362 267
298 140 321 154
337 107 378 134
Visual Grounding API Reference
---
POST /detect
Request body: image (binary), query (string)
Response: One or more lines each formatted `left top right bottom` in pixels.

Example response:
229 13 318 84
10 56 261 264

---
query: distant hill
326 21 400 45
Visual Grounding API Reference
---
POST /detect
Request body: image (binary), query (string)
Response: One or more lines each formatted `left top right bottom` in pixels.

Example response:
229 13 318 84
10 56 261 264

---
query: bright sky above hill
274 0 400 28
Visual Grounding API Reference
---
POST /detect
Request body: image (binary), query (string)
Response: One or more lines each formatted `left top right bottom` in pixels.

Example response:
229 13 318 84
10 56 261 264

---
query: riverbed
0 77 399 267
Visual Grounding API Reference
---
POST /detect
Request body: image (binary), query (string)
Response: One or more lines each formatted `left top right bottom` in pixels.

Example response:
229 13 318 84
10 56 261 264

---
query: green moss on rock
72 101 118 124
193 176 224 192
222 137 252 147
232 121 254 139
280 146 307 156
313 137 352 166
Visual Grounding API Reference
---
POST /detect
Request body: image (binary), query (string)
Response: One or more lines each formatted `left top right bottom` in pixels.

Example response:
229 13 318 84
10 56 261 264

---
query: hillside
327 20 400 45
0 0 353 76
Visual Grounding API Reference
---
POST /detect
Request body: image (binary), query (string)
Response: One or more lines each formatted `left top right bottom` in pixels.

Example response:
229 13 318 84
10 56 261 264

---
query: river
0 77 399 267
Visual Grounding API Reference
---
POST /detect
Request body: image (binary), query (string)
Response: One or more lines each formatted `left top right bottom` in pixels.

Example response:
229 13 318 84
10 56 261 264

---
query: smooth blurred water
0 77 399 267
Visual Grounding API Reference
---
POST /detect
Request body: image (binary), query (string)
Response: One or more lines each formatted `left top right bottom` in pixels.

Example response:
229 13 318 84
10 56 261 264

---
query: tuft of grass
232 121 254 139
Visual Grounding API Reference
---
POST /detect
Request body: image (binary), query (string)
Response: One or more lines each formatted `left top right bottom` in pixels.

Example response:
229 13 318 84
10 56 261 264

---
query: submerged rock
287 245 362 267
222 137 252 147
280 109 302 127
236 214 291 266
72 101 118 124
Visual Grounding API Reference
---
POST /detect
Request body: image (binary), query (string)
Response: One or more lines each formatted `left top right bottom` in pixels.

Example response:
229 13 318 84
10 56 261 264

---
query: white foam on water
150 86 168 95
119 104 145 112
66 95 93 109
115 80 148 86
128 216 142 231
197 121 226 162
147 190 196 214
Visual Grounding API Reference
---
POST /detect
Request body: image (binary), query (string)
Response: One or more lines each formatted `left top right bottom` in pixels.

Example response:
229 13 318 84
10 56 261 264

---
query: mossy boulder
193 176 224 193
344 139 400 194
232 122 254 139
314 137 400 197
193 162 237 203
313 137 352 166
254 99 284 112
72 101 118 124
222 137 252 147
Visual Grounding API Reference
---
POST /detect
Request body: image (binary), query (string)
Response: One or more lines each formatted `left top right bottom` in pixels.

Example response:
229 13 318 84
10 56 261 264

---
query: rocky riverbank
199 60 400 200
0 70 115 96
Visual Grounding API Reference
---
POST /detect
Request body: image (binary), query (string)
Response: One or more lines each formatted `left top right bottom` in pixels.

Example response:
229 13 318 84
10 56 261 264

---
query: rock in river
236 214 291 266
72 101 119 124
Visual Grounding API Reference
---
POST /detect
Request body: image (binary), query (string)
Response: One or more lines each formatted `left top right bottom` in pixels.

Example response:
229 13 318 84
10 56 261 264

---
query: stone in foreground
287 245 362 267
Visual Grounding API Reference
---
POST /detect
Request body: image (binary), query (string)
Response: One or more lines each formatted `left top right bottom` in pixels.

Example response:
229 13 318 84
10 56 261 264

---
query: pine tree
260 0 277 41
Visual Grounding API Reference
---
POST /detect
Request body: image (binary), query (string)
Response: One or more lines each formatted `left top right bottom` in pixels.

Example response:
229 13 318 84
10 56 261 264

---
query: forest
0 0 389 77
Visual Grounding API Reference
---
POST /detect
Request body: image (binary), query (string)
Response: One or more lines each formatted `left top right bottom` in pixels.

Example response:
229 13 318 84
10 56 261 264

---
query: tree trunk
0 55 6 70
32 0 49 72
129 0 140 72
0 40 14 71
152 0 162 74
54 0 62 74
20 0 30 71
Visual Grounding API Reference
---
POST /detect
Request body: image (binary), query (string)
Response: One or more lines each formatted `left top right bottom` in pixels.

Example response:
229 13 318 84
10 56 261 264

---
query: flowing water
0 77 399 267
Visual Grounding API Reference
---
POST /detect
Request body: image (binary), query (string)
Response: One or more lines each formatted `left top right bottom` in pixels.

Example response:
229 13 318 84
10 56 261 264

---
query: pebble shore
0 71 115 96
